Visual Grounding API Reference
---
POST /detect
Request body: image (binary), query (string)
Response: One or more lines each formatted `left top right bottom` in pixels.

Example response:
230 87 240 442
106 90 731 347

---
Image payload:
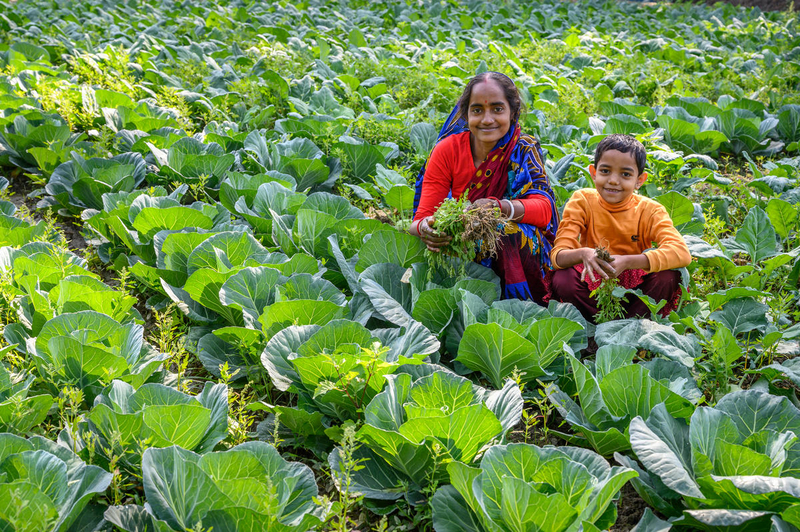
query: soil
611 482 651 531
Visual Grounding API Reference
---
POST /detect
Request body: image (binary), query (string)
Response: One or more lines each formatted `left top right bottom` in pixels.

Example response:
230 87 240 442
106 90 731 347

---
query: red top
413 131 552 226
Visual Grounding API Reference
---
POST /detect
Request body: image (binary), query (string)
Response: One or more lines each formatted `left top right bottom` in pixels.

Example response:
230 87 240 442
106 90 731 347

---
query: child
550 134 691 322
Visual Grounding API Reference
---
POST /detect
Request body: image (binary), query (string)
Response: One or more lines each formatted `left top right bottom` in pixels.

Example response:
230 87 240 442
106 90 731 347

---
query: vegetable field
1 0 800 530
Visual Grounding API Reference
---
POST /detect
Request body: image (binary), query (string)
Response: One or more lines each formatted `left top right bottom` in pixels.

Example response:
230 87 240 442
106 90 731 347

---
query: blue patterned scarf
413 103 559 300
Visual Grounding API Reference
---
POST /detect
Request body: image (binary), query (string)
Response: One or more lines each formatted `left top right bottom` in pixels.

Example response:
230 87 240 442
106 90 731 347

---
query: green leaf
409 123 437 157
356 230 426 272
596 319 699 367
709 298 769 335
735 206 778 263
766 199 798 239
412 288 457 335
219 266 281 327
457 323 542 388
104 505 174 532
655 191 704 235
383 185 415 213
259 300 346 336
711 324 743 365
629 405 703 499
705 287 765 311
132 206 214 240
431 485 487 532
399 404 502 462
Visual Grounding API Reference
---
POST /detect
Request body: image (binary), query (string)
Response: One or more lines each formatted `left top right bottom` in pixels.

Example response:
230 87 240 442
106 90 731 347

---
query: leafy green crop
432 443 637 532
7 311 167 402
80 380 228 468
105 442 328 532
330 368 522 506
616 390 800 529
547 345 701 456
0 358 52 434
0 0 799 529
0 433 112 532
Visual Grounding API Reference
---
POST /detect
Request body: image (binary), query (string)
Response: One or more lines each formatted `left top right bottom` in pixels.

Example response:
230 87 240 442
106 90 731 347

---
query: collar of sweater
595 191 637 212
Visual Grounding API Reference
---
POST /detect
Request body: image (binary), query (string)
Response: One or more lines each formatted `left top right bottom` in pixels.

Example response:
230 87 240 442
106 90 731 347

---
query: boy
550 134 691 322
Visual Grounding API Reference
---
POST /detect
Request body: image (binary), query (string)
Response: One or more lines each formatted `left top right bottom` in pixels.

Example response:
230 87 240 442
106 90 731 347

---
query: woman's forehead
469 80 508 104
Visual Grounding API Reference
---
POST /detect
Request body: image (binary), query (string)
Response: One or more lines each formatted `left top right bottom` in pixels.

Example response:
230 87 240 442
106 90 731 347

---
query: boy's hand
608 255 628 278
608 254 649 277
580 247 615 282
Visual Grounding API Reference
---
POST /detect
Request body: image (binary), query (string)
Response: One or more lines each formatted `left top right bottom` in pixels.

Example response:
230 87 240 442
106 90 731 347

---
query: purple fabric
552 267 680 323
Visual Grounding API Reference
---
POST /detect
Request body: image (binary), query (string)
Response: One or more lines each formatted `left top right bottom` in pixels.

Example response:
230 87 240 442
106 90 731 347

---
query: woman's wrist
409 219 422 236
500 199 512 219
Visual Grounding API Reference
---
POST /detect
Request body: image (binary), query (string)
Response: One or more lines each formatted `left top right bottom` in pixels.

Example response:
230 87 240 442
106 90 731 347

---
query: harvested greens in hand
426 195 505 277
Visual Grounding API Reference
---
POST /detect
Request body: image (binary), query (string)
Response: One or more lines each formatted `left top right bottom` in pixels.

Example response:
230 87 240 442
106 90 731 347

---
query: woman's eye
494 106 504 113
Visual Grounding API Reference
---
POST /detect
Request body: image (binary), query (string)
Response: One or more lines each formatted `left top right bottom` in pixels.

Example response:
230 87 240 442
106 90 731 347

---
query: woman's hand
579 247 616 283
418 216 452 252
473 198 499 210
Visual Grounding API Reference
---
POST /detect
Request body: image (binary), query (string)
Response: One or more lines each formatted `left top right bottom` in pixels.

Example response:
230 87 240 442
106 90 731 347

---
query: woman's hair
456 71 524 124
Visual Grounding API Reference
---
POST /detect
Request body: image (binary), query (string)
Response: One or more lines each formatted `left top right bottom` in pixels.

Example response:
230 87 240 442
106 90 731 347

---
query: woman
408 71 558 303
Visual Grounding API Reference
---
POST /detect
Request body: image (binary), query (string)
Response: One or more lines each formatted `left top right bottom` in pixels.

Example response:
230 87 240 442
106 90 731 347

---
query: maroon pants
551 267 680 323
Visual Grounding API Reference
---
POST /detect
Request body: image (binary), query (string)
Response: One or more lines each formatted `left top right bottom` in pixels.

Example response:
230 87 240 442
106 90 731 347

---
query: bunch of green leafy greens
426 195 504 277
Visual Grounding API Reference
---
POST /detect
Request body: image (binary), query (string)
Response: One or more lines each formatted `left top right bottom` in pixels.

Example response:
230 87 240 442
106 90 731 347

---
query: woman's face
467 79 511 148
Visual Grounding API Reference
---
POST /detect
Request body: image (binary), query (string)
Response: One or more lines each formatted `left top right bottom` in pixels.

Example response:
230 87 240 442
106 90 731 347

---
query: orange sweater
551 189 691 272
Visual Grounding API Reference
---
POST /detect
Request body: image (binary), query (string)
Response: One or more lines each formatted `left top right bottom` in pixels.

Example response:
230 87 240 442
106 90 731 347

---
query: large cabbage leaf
105 442 327 532
329 369 523 506
546 345 700 456
0 433 112 532
617 390 800 529
431 443 637 532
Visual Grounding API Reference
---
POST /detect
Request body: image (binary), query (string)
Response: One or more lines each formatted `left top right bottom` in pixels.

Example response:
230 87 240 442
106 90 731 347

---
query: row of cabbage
1 0 800 530
2 116 800 529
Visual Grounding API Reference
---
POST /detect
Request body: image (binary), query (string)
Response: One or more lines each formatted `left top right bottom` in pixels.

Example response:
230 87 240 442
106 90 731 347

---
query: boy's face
589 149 647 204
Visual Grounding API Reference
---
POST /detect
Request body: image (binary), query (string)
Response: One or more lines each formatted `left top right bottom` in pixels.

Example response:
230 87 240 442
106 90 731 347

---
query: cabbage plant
0 360 52 434
0 433 112 531
1 244 140 339
44 152 147 213
329 368 523 506
14 311 167 402
81 380 227 468
82 186 230 269
263 319 431 421
260 319 437 451
105 442 328 532
0 201 49 247
546 345 701 455
432 443 637 532
616 390 800 530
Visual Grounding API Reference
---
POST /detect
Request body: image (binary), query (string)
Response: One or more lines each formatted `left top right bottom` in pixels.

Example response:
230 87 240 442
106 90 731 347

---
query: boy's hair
456 71 524 124
594 134 647 174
